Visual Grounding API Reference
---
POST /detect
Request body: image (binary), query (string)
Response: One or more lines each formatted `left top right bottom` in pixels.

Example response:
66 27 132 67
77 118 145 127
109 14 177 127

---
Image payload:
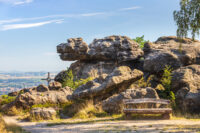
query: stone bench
123 98 172 119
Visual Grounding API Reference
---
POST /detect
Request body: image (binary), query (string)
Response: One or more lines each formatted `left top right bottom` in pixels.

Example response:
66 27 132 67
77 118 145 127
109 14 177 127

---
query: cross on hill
41 72 54 86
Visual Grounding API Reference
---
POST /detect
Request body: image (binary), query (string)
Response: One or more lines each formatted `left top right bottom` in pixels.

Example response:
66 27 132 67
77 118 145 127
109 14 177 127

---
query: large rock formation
57 36 144 62
55 35 200 114
71 66 143 101
102 87 159 113
143 36 200 73
56 35 144 81
171 65 200 113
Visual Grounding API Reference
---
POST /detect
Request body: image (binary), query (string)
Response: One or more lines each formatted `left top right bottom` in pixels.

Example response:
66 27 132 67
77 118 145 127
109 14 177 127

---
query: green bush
136 76 152 88
62 69 93 90
133 35 148 48
0 95 16 106
159 66 175 102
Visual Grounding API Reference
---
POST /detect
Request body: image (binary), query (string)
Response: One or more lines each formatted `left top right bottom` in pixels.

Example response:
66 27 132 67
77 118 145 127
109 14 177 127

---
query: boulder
36 85 49 92
88 36 144 62
57 38 89 61
171 65 200 112
8 91 19 97
55 60 143 82
71 66 143 101
30 107 57 120
49 81 62 90
143 36 200 73
4 86 73 109
102 87 159 113
57 35 143 62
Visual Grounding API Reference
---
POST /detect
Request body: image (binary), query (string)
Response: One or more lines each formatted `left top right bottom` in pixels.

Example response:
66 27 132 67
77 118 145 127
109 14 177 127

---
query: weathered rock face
5 84 72 109
171 65 200 112
36 85 49 92
57 38 89 61
55 61 117 81
71 66 143 101
144 36 200 73
30 107 57 120
56 35 144 82
88 36 144 61
55 60 143 82
102 87 159 113
57 35 143 62
49 81 62 90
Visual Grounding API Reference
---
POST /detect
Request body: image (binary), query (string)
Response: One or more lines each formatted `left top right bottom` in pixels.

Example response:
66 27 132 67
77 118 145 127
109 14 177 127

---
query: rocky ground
3 116 200 133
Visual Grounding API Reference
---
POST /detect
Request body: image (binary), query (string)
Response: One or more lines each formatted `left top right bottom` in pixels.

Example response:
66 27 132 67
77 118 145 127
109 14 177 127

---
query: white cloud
81 12 106 17
0 12 105 25
14 0 33 5
0 19 22 24
0 6 141 31
0 0 33 5
1 19 62 30
119 6 141 11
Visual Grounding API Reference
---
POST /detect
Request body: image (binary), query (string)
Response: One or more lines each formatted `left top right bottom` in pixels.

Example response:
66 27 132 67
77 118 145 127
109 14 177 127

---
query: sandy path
3 116 200 133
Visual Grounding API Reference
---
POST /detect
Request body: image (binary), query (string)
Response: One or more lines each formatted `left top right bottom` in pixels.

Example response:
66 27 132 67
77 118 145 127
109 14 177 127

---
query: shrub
136 75 153 88
0 95 16 106
62 69 93 90
159 66 175 102
133 35 148 48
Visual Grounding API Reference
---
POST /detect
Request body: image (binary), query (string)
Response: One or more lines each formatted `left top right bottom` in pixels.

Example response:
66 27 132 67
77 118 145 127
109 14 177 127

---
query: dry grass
0 114 8 133
62 100 107 119
6 124 29 133
172 111 200 121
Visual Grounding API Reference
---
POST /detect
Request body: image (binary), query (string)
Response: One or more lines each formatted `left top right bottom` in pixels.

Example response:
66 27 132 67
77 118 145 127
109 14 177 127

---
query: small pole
41 72 54 86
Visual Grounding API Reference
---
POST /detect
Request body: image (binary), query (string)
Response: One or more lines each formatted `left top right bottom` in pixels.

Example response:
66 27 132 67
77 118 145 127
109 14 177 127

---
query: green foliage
62 69 93 90
159 66 175 102
133 35 148 48
174 0 200 39
0 95 16 106
136 75 154 88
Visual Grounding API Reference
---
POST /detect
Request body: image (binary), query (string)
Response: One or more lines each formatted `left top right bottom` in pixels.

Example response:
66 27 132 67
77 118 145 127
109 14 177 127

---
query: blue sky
0 0 180 72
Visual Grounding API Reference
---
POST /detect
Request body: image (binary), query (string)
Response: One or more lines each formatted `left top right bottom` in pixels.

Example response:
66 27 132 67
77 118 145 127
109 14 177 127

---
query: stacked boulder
143 36 200 113
56 36 157 113
56 36 144 80
143 36 200 74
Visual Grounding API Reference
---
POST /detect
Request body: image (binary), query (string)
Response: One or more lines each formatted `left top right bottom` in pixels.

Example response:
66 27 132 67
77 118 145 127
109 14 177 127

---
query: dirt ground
3 116 200 133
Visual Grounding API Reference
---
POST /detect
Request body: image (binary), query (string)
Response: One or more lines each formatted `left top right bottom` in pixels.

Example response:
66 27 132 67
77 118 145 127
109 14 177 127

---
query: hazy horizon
0 0 180 71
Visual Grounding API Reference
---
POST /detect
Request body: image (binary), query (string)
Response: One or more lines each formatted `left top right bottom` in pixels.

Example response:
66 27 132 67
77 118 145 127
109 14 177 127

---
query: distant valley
0 71 58 95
